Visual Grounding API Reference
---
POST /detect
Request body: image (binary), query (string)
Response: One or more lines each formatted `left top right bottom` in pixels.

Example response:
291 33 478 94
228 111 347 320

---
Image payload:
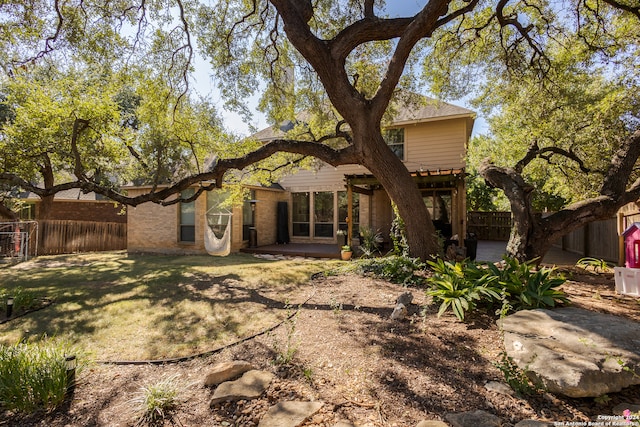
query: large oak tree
1 0 638 259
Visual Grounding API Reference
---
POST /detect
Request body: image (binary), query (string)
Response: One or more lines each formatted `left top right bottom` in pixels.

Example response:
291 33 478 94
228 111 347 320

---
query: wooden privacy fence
468 211 621 263
38 220 127 255
467 211 512 240
557 217 619 263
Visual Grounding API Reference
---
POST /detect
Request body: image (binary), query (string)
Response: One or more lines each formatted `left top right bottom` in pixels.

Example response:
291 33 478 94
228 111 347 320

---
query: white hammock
205 210 232 256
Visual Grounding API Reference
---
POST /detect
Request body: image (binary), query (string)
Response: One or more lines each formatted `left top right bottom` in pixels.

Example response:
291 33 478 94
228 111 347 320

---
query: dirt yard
5 266 640 427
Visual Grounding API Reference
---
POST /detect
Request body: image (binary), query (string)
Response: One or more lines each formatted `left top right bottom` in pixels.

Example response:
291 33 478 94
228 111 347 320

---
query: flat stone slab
205 360 254 386
258 401 323 427
445 410 502 427
209 370 274 406
416 421 449 427
499 307 640 398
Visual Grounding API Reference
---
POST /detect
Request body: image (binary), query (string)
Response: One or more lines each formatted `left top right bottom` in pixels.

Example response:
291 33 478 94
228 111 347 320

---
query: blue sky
196 2 486 137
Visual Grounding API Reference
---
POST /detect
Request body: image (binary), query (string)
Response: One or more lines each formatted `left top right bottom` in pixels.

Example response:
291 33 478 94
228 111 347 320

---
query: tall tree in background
1 0 639 259
451 32 640 260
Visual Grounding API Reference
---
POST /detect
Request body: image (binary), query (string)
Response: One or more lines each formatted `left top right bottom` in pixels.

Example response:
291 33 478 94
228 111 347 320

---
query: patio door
423 190 453 238
291 191 340 240
314 192 334 238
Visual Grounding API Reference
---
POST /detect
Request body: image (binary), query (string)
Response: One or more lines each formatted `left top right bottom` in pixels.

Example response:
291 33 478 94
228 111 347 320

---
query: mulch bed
3 266 640 426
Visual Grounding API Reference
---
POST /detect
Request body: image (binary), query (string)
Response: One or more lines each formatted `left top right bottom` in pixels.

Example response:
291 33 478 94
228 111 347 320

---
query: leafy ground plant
576 257 614 273
487 257 570 311
0 338 83 414
355 255 426 285
426 258 501 321
130 375 181 426
494 351 542 396
272 308 299 366
426 257 570 320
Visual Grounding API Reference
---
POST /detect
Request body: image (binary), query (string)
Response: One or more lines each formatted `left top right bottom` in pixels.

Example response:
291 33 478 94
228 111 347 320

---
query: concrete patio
241 240 583 265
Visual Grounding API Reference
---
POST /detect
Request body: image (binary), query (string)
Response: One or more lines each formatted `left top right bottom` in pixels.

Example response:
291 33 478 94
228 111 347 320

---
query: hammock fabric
205 212 232 256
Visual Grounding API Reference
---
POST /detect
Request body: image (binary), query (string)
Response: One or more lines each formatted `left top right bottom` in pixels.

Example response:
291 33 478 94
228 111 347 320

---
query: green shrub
0 339 83 414
389 203 409 256
355 255 426 285
487 257 569 312
426 257 570 320
426 258 501 321
131 375 181 425
0 287 38 316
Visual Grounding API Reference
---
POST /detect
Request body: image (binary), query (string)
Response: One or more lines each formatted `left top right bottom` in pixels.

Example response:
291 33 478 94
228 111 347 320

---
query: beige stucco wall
127 186 285 254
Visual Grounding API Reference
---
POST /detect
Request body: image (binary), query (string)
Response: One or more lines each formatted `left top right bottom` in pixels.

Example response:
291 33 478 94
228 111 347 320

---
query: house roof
391 99 475 125
20 189 110 201
252 97 475 141
623 222 640 237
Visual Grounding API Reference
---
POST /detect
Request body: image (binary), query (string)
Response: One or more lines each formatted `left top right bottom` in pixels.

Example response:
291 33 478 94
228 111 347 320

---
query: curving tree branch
0 139 358 207
514 141 594 174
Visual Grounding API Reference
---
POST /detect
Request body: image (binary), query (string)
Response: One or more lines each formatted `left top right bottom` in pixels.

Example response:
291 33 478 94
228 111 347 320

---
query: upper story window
384 128 404 160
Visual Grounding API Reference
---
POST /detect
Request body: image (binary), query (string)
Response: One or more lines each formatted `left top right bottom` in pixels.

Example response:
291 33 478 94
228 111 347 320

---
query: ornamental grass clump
0 287 38 317
0 339 82 414
131 375 182 425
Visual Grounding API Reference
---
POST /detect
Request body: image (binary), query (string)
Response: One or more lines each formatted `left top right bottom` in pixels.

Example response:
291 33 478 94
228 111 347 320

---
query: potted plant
340 245 353 261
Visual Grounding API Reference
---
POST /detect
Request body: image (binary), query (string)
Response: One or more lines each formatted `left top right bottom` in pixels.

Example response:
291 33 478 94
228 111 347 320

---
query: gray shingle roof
251 97 474 141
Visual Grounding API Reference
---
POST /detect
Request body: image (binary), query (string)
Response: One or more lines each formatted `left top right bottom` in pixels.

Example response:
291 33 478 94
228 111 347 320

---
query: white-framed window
19 203 35 220
384 128 405 159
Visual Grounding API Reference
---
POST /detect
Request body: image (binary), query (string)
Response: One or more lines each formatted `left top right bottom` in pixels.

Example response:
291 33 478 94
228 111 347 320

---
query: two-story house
125 98 475 255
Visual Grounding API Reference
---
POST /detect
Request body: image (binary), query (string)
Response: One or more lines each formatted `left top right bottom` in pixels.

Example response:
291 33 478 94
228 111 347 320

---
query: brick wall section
127 190 181 253
253 188 289 246
37 201 126 223
127 186 286 254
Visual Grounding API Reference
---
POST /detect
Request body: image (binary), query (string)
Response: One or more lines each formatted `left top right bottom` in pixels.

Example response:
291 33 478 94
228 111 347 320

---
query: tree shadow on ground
0 253 321 360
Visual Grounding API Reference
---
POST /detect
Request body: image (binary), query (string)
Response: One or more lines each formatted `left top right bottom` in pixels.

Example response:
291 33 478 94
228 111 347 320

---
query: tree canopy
1 0 639 259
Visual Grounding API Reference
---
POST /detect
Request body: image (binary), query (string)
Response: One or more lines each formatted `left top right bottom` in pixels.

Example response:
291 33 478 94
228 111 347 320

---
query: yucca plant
0 339 83 414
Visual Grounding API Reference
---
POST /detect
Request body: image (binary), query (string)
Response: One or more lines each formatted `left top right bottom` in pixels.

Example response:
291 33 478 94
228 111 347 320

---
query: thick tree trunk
358 128 439 260
480 131 640 262
39 156 56 220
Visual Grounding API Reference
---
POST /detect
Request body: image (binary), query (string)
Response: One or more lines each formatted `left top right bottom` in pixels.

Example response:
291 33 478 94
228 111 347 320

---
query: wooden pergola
343 169 467 241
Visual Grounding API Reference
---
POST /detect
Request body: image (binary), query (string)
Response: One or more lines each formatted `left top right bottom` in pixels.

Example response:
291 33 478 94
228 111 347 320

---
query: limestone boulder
390 303 408 320
258 401 323 427
209 370 274 406
445 410 501 427
204 360 254 386
499 307 640 398
396 291 414 306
